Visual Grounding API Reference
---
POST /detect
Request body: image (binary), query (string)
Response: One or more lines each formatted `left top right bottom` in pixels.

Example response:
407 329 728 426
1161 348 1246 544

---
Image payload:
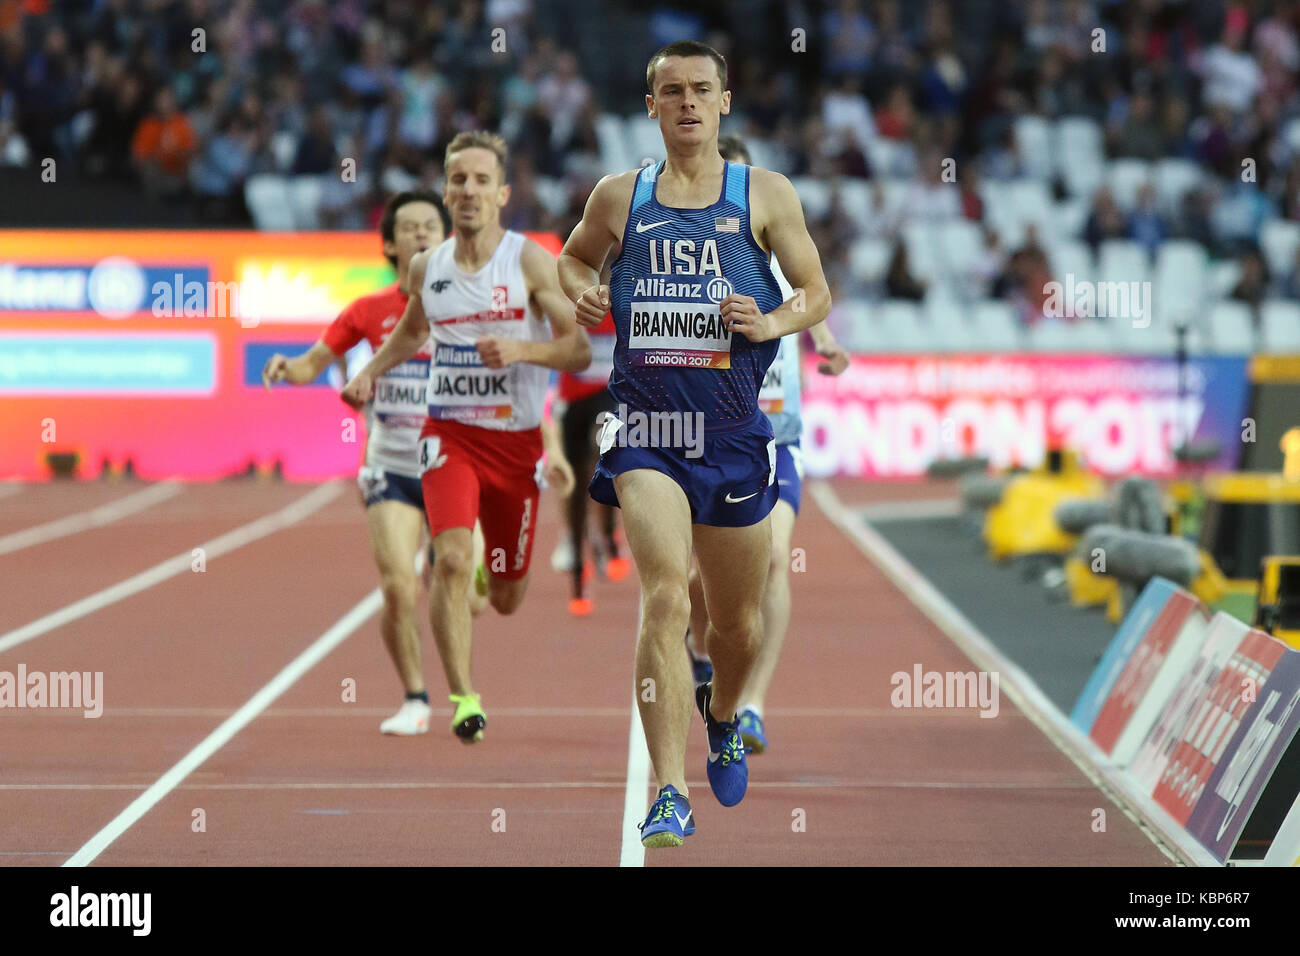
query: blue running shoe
739 708 767 754
685 629 713 685
638 784 695 848
695 681 748 807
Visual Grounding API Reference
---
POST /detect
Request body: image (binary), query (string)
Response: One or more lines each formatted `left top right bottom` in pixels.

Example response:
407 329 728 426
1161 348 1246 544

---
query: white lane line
619 696 650 867
0 482 342 655
0 481 182 557
855 498 962 522
810 480 1215 867
63 587 382 867
0 485 27 500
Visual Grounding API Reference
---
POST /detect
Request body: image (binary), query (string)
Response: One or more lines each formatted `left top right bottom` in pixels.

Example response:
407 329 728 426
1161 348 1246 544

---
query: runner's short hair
380 191 450 267
445 130 509 183
646 41 727 95
717 135 752 165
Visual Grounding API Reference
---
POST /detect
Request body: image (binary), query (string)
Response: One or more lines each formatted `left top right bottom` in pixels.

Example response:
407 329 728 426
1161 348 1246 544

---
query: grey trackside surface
869 514 1117 713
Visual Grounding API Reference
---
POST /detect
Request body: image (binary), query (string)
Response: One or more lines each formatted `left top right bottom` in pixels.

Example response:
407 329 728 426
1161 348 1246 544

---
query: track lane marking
619 696 650 867
0 482 342 655
63 587 382 867
0 481 182 557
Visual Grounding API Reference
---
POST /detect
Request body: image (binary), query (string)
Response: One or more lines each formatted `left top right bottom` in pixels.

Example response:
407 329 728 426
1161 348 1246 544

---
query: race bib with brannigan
426 343 512 422
628 297 732 369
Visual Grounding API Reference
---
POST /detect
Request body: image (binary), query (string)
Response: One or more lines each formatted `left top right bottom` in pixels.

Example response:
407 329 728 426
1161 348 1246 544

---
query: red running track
0 477 1172 866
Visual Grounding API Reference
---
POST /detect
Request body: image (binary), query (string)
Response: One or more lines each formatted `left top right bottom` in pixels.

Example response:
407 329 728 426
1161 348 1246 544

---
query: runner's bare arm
722 170 832 344
261 340 336 390
479 238 591 373
807 319 849 375
540 413 576 497
341 251 431 409
558 172 633 326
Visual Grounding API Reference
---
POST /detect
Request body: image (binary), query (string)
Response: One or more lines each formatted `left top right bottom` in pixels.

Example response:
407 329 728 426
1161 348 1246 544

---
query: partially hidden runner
551 261 631 616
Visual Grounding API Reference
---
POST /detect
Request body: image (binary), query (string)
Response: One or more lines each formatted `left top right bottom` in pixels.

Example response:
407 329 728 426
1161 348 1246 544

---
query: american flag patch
714 217 739 233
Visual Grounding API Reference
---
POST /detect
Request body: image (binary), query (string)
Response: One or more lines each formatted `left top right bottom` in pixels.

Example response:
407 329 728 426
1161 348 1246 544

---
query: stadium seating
1260 219 1300 278
1261 300 1300 353
1055 117 1105 198
244 174 295 231
1206 301 1259 354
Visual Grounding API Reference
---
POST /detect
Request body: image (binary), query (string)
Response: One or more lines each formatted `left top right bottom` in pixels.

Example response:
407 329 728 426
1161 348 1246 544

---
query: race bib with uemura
627 276 734 369
372 357 430 426
427 343 512 422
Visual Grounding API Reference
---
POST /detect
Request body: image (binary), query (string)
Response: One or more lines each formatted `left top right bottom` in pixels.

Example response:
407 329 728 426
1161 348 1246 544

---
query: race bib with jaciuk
372 357 430 427
627 301 731 369
426 343 512 422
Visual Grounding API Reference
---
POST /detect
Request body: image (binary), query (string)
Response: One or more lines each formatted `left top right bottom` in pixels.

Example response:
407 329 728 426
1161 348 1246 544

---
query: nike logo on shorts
635 219 671 233
724 490 759 503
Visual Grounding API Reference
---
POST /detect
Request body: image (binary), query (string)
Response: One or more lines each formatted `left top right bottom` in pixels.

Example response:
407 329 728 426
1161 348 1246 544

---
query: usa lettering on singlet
608 161 785 425
419 231 552 430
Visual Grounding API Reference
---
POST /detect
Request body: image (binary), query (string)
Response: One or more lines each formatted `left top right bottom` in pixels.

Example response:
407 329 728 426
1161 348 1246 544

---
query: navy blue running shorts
774 441 803 515
589 410 777 528
357 466 425 511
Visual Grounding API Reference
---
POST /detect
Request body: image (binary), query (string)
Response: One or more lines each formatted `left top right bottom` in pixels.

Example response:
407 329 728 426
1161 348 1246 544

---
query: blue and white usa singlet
607 160 784 428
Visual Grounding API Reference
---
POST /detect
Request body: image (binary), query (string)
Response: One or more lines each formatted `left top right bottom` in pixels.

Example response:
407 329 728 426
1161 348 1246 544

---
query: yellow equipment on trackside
984 449 1105 561
1188 472 1300 625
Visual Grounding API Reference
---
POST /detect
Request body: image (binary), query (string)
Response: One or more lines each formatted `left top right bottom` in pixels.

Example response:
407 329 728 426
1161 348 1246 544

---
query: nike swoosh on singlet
635 219 671 233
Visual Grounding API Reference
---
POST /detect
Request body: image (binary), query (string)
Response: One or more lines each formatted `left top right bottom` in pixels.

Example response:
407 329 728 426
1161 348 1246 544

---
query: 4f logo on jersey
430 279 452 293
648 238 722 277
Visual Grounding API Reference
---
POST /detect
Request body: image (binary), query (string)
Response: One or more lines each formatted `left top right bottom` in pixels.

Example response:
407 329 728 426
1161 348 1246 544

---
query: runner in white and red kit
343 131 590 743
263 190 488 737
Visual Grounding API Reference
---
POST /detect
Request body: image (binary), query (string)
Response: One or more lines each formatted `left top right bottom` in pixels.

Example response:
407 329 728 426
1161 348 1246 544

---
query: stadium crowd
2 0 1299 344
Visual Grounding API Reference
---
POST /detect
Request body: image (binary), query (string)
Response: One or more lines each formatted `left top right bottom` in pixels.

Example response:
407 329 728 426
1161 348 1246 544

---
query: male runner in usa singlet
344 131 590 743
557 42 832 846
263 190 488 737
685 136 851 757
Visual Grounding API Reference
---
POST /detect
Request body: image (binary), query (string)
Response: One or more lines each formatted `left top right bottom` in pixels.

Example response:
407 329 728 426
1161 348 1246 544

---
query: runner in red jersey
343 132 591 743
552 292 631 616
262 190 487 737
